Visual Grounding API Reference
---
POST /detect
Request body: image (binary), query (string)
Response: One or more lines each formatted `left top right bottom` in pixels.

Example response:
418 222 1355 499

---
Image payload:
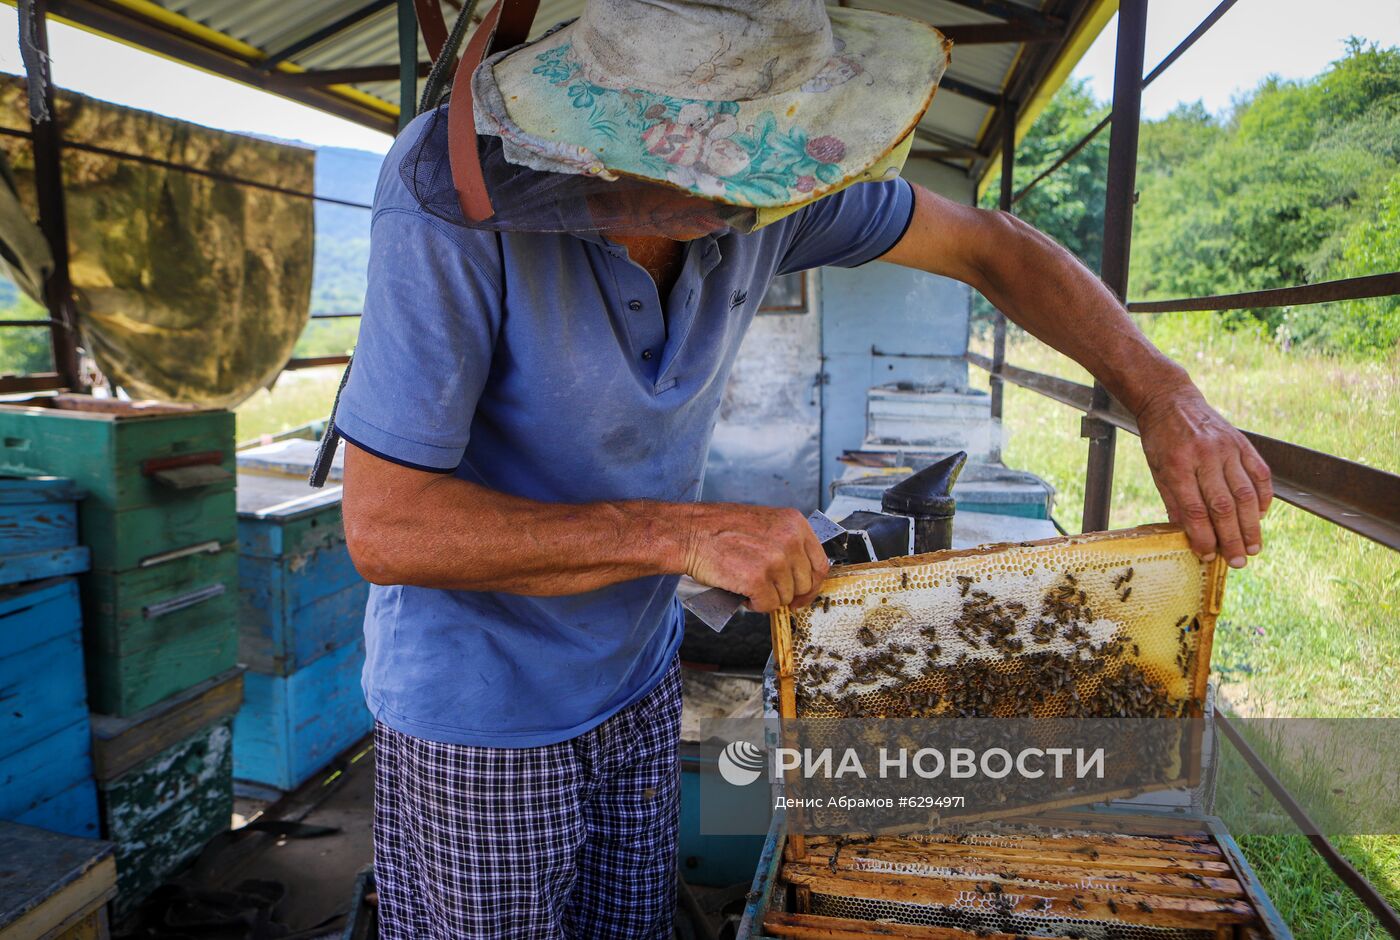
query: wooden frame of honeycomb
769 524 1230 859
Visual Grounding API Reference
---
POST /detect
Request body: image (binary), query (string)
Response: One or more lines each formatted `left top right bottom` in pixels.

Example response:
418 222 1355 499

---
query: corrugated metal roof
46 0 1110 179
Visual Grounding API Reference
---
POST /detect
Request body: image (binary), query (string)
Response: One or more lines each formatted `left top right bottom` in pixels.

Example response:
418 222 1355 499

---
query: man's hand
679 503 830 613
879 182 1274 563
1136 385 1272 568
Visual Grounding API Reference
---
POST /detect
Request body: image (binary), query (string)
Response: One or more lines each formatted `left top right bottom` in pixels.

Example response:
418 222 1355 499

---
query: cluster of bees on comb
794 565 1198 723
783 564 1206 827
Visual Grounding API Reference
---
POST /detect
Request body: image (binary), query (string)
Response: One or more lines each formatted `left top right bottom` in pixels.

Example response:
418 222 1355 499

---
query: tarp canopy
0 75 313 406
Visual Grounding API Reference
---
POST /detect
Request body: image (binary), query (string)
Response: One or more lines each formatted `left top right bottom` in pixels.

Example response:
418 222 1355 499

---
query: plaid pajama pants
372 659 683 939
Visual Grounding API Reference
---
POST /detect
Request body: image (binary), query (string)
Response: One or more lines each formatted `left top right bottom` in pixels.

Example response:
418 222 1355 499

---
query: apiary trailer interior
0 0 1397 936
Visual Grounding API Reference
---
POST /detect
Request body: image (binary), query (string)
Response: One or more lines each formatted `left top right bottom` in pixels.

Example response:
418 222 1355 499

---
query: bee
857 626 877 647
1070 897 1085 911
822 597 832 614
1120 586 1132 602
957 575 973 597
1107 898 1119 914
1136 900 1154 913
900 571 910 589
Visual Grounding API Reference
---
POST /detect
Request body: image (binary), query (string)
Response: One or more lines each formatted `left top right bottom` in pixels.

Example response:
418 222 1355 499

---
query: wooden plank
238 566 367 675
844 830 1224 861
99 719 233 915
90 667 244 782
785 858 1241 911
0 719 94 822
765 910 1021 939
80 493 236 572
82 549 238 716
10 778 101 841
799 837 1234 876
0 578 83 659
0 479 81 554
237 497 366 676
233 638 373 790
0 547 90 588
781 868 1256 930
801 852 1246 899
0 621 88 763
0 820 115 939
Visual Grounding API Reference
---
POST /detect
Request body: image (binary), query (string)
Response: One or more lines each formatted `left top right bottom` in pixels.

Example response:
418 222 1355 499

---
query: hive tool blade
681 510 845 633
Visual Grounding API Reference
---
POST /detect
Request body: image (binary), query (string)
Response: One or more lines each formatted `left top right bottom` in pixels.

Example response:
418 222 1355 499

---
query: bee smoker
880 450 967 554
828 451 968 563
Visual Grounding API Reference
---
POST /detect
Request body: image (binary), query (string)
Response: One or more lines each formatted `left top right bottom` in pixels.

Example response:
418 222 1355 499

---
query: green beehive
0 396 237 716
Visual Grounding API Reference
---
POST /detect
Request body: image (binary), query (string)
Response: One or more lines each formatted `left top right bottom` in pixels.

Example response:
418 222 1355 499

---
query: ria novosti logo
717 740 766 786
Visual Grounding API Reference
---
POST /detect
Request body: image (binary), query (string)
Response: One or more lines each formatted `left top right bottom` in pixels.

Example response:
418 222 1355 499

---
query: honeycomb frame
768 524 1230 835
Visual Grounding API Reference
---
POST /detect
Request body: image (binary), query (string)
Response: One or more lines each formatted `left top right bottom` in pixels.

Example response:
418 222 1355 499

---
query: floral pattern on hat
532 42 850 205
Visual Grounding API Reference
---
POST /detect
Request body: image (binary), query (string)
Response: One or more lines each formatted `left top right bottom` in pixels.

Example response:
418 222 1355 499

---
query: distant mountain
311 145 382 316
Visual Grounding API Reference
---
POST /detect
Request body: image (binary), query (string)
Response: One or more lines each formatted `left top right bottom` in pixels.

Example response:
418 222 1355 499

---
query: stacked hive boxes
234 439 372 791
0 396 240 911
0 477 99 838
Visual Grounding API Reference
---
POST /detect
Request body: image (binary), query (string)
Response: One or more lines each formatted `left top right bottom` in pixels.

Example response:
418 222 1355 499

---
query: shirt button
628 299 643 311
641 349 654 361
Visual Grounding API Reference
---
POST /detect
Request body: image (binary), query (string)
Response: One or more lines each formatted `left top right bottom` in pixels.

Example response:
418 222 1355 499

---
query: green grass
235 366 345 444
972 313 1400 937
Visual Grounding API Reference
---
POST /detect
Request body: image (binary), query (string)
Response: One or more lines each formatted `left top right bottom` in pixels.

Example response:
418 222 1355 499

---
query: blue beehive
0 577 100 839
0 477 90 587
233 440 371 790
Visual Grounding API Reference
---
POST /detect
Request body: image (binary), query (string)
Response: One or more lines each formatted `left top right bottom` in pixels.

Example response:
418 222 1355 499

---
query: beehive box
234 635 372 791
0 477 90 586
0 578 100 840
236 469 365 675
0 821 116 940
97 716 234 915
742 809 1292 939
0 396 236 572
739 526 1295 938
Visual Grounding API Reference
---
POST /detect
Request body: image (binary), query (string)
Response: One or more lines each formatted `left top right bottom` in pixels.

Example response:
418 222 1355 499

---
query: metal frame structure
3 3 1398 927
974 1 1400 933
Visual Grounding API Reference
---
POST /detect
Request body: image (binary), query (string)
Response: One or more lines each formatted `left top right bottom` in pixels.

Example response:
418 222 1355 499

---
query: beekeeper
334 1 1273 936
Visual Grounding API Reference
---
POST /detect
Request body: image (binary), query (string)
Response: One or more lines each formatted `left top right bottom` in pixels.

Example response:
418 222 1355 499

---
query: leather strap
448 0 540 222
413 0 449 60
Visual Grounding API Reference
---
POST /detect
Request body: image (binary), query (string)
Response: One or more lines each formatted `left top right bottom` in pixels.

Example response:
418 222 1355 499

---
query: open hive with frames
752 526 1290 938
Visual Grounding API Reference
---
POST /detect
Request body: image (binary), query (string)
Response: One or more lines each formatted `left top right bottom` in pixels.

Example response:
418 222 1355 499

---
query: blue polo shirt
337 111 915 747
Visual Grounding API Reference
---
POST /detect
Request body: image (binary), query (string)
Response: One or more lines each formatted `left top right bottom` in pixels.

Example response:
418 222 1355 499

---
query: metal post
20 0 83 391
397 0 418 131
1082 0 1148 534
989 98 1016 424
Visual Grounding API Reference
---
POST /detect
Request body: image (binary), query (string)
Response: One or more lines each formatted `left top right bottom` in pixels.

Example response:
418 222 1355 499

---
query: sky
1071 0 1400 119
0 1 1397 155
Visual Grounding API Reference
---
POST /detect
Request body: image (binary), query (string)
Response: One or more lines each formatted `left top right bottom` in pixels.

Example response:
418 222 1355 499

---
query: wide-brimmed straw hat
472 0 950 215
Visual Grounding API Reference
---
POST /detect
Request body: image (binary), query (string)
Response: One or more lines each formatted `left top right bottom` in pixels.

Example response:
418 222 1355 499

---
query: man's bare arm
879 183 1273 567
341 442 829 611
